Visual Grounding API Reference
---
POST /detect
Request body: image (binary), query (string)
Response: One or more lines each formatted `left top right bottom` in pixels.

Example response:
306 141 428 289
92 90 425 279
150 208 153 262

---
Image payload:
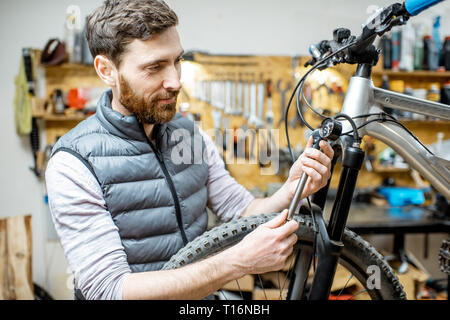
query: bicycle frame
289 63 450 300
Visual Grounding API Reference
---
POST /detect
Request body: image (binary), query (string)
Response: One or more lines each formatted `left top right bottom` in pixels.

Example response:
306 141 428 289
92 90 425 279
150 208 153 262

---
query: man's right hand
227 210 299 275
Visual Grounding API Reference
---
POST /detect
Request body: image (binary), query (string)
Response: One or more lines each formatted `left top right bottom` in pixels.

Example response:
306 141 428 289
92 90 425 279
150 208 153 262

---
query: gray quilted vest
51 90 209 286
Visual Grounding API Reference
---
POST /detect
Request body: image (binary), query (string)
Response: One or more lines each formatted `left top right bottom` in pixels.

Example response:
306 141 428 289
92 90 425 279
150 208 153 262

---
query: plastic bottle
381 35 392 69
64 5 82 63
427 83 441 120
413 25 424 70
444 36 450 71
400 23 415 72
391 29 401 71
424 35 439 70
54 89 65 114
432 16 442 67
441 81 450 105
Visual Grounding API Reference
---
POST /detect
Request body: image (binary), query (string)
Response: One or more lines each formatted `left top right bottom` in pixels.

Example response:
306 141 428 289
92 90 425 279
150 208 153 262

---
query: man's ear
94 55 117 87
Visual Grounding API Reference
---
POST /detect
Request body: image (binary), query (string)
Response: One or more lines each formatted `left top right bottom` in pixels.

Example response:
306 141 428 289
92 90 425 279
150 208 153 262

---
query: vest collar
96 89 168 142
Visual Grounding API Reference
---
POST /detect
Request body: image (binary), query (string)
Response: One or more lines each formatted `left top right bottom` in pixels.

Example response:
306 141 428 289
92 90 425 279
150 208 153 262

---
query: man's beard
118 74 179 125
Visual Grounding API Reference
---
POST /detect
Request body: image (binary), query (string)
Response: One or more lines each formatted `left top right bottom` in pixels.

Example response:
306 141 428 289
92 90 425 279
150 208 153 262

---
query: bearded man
46 0 334 300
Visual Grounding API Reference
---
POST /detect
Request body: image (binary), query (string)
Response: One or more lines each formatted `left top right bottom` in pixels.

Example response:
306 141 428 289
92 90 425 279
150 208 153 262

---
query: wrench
243 79 250 119
256 75 265 128
277 80 292 127
248 78 258 126
236 78 243 116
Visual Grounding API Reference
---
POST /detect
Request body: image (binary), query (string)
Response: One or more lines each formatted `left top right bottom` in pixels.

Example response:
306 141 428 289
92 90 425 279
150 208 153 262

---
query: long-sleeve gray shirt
45 127 254 300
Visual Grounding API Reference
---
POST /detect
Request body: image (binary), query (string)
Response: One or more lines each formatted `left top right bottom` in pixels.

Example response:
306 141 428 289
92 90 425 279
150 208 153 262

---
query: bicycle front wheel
162 213 406 300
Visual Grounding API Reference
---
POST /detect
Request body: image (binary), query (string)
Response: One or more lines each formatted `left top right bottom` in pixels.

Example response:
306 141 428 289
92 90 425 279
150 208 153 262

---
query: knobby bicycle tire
163 213 406 300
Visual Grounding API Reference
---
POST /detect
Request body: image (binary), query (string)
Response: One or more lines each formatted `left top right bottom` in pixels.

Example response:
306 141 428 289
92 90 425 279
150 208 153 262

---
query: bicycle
163 0 449 300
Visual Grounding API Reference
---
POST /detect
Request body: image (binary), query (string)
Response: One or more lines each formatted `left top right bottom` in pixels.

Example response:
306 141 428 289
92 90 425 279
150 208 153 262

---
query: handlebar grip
405 0 444 16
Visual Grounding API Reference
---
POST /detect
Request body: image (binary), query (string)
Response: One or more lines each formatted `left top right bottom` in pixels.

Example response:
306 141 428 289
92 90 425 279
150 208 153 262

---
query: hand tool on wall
211 109 223 148
206 79 212 104
224 77 232 115
276 80 292 127
248 75 258 126
256 73 265 129
243 76 250 119
236 74 243 116
194 79 201 101
231 75 238 115
222 116 230 151
218 76 225 110
265 79 275 155
265 79 274 128
30 117 41 177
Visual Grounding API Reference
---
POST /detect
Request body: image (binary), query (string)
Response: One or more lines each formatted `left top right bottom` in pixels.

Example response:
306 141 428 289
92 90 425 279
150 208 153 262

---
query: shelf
372 163 410 173
399 119 450 125
33 112 89 122
42 63 95 71
374 70 450 78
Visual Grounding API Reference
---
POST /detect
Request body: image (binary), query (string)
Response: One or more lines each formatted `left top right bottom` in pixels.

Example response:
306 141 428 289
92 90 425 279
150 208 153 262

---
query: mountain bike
163 0 449 300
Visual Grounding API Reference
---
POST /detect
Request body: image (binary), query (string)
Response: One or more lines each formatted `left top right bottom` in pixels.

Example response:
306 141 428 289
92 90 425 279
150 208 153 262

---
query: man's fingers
304 147 331 168
285 232 298 247
276 218 299 237
319 140 334 161
263 210 288 229
301 157 329 177
306 136 313 148
301 166 322 183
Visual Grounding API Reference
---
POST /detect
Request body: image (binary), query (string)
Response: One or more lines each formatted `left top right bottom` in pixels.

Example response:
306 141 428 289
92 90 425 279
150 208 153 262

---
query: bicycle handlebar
405 0 444 16
306 0 444 69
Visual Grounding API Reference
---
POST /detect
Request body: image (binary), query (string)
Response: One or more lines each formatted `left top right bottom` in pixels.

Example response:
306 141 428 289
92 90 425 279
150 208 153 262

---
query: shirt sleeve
199 127 255 222
45 151 131 300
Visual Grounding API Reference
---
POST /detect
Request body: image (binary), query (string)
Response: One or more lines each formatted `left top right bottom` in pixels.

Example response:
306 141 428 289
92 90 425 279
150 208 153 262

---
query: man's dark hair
86 0 178 67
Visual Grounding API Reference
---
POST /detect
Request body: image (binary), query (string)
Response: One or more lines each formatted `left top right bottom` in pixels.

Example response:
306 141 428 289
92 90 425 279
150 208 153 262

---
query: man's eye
176 56 185 63
148 65 160 71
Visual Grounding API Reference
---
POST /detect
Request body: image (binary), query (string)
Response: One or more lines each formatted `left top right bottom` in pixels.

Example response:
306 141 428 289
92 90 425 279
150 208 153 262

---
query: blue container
377 187 426 207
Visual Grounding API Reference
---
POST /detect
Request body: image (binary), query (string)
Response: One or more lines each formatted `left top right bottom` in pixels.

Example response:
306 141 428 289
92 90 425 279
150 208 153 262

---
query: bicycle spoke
347 288 367 300
337 274 354 297
280 251 298 298
235 280 244 300
219 290 229 300
257 275 268 300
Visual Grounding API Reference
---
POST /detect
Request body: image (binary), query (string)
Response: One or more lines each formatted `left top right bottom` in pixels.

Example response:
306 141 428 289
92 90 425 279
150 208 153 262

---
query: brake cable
285 39 358 163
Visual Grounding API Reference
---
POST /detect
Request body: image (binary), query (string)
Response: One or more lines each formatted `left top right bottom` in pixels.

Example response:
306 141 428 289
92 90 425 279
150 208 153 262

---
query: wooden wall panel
0 215 33 300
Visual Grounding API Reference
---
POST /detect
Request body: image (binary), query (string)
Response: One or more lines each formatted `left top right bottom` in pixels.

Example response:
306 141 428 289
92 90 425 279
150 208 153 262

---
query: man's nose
163 66 182 92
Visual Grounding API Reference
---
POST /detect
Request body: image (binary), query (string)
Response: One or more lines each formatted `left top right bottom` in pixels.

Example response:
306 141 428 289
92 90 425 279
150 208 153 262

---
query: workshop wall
1 0 449 299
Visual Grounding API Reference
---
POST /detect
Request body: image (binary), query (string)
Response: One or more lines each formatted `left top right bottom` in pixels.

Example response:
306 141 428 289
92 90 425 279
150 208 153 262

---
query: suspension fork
286 144 342 300
311 143 342 210
308 137 365 300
